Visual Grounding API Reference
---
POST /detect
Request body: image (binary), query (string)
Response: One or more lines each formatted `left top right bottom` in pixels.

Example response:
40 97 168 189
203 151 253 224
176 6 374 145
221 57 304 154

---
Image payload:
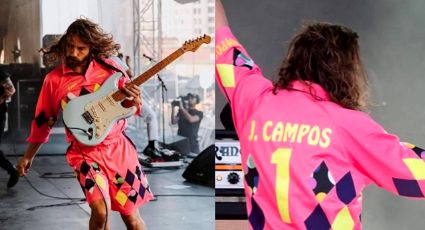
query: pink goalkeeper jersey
27 58 136 144
215 26 425 230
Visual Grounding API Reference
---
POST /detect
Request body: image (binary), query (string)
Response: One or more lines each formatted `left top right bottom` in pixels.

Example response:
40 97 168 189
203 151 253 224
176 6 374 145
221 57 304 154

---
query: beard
65 56 88 69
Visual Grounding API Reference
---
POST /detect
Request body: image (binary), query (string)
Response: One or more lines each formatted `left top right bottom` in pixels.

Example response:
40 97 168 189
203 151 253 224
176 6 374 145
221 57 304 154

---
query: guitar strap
95 57 126 77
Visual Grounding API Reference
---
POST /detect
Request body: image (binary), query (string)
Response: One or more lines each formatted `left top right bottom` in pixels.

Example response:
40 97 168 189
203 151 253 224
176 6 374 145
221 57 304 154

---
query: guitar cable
67 127 93 139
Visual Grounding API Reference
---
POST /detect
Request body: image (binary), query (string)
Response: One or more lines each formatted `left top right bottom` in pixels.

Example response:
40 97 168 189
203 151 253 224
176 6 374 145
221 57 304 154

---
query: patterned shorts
66 135 154 215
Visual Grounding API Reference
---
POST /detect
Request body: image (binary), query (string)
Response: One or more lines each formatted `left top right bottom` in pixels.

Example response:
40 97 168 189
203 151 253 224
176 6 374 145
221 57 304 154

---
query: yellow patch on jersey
403 158 425 180
216 64 235 88
332 206 354 230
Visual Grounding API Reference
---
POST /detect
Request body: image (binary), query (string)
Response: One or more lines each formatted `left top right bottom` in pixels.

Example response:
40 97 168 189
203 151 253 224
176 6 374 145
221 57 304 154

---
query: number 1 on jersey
271 148 293 223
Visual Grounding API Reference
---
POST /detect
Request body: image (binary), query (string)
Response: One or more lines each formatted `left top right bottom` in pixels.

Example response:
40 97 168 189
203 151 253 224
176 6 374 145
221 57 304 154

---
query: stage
0 134 214 230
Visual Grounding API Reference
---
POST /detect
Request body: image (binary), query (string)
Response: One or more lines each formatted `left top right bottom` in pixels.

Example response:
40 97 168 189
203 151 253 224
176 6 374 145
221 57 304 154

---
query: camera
172 95 189 108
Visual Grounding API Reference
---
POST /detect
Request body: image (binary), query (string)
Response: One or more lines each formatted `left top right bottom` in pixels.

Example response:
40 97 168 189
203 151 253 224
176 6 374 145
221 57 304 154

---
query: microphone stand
143 54 167 147
157 75 167 146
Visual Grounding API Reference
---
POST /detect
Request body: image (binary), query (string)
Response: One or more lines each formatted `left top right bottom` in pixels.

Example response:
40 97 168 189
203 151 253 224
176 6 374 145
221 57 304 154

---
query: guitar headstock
182 34 211 52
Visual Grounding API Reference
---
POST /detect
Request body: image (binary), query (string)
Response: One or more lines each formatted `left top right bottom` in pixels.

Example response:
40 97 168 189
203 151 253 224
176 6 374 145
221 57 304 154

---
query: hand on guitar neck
120 83 141 111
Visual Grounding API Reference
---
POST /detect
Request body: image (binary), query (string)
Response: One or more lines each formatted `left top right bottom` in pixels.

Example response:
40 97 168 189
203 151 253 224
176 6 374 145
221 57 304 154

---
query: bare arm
17 143 43 176
0 78 16 104
216 0 229 28
179 107 200 123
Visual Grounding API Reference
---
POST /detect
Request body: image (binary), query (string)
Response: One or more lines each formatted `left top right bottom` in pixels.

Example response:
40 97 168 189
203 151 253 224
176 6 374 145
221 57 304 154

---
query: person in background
0 68 19 188
171 93 203 155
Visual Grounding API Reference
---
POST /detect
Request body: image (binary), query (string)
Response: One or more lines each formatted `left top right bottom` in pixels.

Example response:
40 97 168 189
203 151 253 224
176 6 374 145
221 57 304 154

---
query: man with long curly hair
17 18 154 230
216 1 425 229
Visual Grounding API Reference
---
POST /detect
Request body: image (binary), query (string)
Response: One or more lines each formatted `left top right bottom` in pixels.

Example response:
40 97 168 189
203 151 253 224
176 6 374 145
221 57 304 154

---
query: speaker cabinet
182 144 214 187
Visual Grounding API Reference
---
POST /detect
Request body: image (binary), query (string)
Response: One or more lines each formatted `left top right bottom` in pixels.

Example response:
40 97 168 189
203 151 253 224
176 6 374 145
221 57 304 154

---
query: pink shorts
66 134 154 215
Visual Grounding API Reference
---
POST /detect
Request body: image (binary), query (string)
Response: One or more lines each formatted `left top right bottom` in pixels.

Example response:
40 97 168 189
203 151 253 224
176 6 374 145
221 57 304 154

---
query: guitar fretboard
112 48 185 101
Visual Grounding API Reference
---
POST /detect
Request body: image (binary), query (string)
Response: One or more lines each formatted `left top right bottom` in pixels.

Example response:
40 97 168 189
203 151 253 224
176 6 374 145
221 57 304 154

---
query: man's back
235 78 361 229
216 25 425 229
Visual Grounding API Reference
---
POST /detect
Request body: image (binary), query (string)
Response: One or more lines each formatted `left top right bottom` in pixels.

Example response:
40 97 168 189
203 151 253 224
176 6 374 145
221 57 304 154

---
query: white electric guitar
63 35 211 146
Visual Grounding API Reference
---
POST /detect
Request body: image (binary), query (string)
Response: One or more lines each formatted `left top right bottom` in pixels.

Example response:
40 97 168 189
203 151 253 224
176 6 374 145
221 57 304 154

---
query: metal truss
132 0 162 76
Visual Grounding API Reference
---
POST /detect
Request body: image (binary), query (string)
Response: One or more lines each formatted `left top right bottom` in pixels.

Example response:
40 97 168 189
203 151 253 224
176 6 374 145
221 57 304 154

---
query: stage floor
0 141 214 230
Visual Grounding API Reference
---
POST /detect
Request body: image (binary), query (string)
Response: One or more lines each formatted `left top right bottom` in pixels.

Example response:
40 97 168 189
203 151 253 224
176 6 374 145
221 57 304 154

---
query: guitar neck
112 48 185 101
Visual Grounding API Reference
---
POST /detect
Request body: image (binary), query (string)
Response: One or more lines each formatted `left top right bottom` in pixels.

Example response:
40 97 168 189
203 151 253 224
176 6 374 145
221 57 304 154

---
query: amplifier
215 140 244 190
215 130 247 220
17 79 42 129
215 130 245 196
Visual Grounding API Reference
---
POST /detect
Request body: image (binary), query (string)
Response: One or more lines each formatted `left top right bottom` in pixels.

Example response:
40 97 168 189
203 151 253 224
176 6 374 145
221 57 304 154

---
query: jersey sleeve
215 26 270 130
215 26 270 102
27 76 60 143
342 113 425 198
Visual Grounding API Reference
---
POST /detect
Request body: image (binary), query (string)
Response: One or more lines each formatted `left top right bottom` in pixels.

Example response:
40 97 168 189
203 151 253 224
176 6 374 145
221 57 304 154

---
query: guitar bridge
82 111 94 124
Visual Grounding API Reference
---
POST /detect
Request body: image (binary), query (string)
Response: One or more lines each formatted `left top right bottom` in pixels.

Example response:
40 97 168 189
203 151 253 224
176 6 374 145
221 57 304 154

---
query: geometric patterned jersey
27 58 131 144
216 26 425 230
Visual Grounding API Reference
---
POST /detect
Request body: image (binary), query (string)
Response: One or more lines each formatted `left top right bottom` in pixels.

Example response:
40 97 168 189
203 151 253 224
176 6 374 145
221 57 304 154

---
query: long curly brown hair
43 18 120 66
273 23 368 110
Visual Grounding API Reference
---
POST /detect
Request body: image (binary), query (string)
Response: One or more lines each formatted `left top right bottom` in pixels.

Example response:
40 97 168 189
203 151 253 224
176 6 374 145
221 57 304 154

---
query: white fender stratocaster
63 35 211 146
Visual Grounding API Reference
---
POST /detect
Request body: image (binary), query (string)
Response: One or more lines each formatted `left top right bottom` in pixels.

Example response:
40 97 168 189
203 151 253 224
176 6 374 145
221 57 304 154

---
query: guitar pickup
98 102 106 111
82 111 94 124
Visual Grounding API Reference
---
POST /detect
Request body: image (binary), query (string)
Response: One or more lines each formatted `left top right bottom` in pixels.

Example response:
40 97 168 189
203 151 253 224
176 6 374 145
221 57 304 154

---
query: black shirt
177 108 203 153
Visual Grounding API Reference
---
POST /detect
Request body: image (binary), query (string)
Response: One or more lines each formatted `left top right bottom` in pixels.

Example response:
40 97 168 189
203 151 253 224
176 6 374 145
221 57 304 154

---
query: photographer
171 93 203 154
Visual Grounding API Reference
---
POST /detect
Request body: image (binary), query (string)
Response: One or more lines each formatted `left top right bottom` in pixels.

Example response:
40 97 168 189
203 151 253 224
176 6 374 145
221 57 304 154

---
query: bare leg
121 210 147 230
89 199 110 230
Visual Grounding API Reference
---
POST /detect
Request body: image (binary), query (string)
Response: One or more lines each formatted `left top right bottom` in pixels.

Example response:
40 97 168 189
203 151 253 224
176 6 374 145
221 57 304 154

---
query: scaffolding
132 0 166 141
132 0 162 76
